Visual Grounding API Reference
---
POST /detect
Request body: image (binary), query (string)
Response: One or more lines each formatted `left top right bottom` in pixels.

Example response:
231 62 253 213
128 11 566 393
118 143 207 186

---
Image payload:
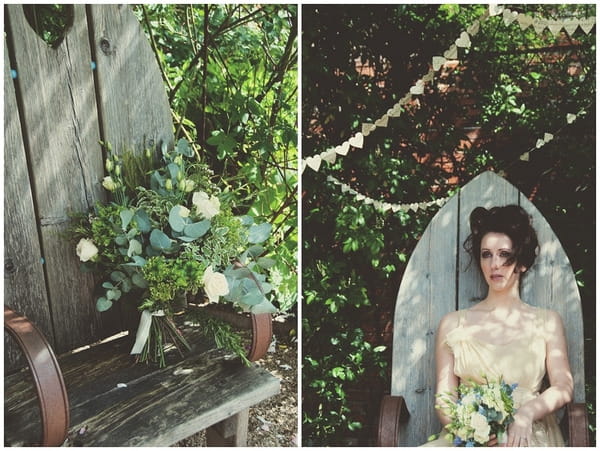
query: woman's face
479 232 523 292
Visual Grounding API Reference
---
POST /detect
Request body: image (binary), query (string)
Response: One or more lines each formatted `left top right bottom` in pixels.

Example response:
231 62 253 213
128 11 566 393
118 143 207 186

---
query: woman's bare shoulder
437 310 461 336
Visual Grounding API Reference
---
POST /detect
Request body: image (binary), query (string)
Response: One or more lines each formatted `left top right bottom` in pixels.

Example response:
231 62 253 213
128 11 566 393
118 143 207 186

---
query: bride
423 205 573 447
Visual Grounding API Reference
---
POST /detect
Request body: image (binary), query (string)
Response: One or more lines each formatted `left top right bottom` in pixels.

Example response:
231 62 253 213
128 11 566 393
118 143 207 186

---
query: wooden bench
4 4 280 446
376 171 589 446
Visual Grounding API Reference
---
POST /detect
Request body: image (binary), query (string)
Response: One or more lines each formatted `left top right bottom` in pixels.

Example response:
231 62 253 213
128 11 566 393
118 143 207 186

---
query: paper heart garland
533 18 547 34
467 20 480 36
563 18 578 36
566 113 577 124
455 31 471 48
387 104 402 117
444 44 458 60
410 80 425 95
535 138 545 148
544 133 554 143
433 56 446 71
301 160 306 174
503 9 518 26
547 20 562 35
321 149 337 164
520 152 530 161
348 132 364 149
375 115 389 128
489 4 504 17
335 141 350 155
362 123 376 136
517 14 534 30
305 155 322 172
422 70 435 83
579 17 595 34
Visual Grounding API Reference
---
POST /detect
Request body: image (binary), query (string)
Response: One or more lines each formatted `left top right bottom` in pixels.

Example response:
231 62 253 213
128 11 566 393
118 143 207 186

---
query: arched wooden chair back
388 171 585 446
4 4 174 372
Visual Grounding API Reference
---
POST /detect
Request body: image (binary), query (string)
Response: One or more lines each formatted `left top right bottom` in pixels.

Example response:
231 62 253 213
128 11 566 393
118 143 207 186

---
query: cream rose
102 176 117 192
470 412 491 444
192 191 220 219
203 266 229 303
76 238 98 262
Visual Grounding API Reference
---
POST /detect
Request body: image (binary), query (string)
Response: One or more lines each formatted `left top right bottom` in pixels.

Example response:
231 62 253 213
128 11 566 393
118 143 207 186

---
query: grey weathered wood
206 409 250 446
89 5 174 155
390 171 585 445
5 4 113 356
5 327 280 446
3 40 55 369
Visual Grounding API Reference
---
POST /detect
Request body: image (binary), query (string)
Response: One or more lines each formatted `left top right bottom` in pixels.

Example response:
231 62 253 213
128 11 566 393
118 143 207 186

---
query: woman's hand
486 434 498 447
504 412 533 447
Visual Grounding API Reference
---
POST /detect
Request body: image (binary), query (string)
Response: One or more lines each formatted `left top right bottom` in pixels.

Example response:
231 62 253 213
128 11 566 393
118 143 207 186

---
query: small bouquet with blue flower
437 377 517 447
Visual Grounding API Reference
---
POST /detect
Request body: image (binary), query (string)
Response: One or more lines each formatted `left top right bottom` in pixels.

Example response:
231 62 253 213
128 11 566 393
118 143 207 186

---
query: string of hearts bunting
302 4 596 174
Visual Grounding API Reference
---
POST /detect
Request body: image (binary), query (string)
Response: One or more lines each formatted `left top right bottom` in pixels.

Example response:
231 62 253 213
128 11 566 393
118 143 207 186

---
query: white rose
181 179 196 192
76 238 98 262
102 176 117 192
470 412 491 444
192 191 220 219
203 266 229 303
179 206 191 218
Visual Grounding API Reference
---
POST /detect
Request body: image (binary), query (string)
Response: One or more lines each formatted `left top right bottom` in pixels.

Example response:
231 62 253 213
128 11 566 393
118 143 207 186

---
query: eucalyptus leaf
120 209 134 230
134 209 151 233
247 245 264 258
132 272 149 288
127 239 142 257
248 223 272 244
150 229 172 251
183 220 211 239
102 281 115 289
106 289 122 301
176 138 194 157
241 289 265 306
257 257 276 269
250 299 277 314
169 206 188 232
96 297 112 312
239 215 254 226
167 162 180 180
115 235 128 246
121 278 132 293
110 271 126 282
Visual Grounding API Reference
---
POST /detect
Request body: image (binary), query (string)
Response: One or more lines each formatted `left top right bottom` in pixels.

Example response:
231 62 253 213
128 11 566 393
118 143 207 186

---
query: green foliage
134 4 298 314
303 4 595 445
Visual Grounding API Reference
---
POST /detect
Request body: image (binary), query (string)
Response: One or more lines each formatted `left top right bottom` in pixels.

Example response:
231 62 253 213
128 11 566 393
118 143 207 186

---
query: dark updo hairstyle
463 205 539 273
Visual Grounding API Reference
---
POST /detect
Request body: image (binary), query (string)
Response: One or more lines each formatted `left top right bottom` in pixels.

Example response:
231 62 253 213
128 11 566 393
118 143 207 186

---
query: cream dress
422 307 564 447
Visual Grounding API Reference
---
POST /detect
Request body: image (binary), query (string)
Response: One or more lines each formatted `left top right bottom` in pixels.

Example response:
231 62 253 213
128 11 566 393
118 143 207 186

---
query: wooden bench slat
5 327 280 446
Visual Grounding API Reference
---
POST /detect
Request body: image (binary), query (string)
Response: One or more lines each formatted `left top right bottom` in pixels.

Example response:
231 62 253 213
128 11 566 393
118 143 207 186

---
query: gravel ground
175 329 298 447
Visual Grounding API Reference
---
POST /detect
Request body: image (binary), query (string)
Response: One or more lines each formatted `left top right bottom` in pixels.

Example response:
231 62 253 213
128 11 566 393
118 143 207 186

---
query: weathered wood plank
391 194 458 445
5 4 120 354
4 326 280 447
3 39 55 372
89 5 174 155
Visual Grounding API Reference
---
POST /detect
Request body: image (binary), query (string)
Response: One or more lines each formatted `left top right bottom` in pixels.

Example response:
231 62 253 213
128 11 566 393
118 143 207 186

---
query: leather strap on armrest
376 394 410 447
4 307 69 446
247 313 272 362
566 402 589 447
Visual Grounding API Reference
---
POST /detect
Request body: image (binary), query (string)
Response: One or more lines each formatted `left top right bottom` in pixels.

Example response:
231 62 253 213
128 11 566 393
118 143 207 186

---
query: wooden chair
4 4 279 446
376 171 589 446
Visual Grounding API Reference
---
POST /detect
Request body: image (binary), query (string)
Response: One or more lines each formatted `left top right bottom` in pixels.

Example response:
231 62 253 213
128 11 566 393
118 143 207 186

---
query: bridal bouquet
70 139 276 367
437 378 517 447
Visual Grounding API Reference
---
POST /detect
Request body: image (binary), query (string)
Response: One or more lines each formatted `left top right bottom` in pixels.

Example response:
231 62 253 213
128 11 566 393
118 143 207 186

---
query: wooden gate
4 4 174 372
389 171 585 445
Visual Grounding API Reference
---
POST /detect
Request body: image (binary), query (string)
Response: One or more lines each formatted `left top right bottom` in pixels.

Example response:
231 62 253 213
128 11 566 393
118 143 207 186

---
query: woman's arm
505 310 574 447
434 312 460 426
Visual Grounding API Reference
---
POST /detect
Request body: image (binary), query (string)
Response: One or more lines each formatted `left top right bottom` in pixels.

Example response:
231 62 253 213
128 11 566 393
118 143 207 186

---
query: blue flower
453 436 463 446
466 440 475 447
511 383 518 391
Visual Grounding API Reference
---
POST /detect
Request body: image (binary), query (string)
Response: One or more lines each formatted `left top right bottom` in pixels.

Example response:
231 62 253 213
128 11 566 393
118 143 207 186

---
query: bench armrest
247 313 272 362
376 394 410 446
4 307 69 446
563 402 589 447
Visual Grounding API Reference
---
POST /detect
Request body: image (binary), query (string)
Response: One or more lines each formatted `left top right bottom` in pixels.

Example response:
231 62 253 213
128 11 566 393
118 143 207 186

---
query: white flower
76 238 98 262
470 412 491 444
102 176 117 192
203 266 229 303
179 206 191 218
182 179 196 192
192 191 220 219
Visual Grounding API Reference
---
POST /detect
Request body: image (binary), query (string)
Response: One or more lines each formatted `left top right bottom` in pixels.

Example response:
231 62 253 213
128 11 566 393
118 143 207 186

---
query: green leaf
250 299 277 314
248 223 271 244
176 138 194 157
257 257 276 269
110 271 126 282
102 281 115 289
134 209 151 233
169 205 189 232
183 220 211 239
132 272 148 288
127 239 142 257
150 229 172 250
115 235 128 246
120 209 134 230
247 245 264 258
96 297 112 312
